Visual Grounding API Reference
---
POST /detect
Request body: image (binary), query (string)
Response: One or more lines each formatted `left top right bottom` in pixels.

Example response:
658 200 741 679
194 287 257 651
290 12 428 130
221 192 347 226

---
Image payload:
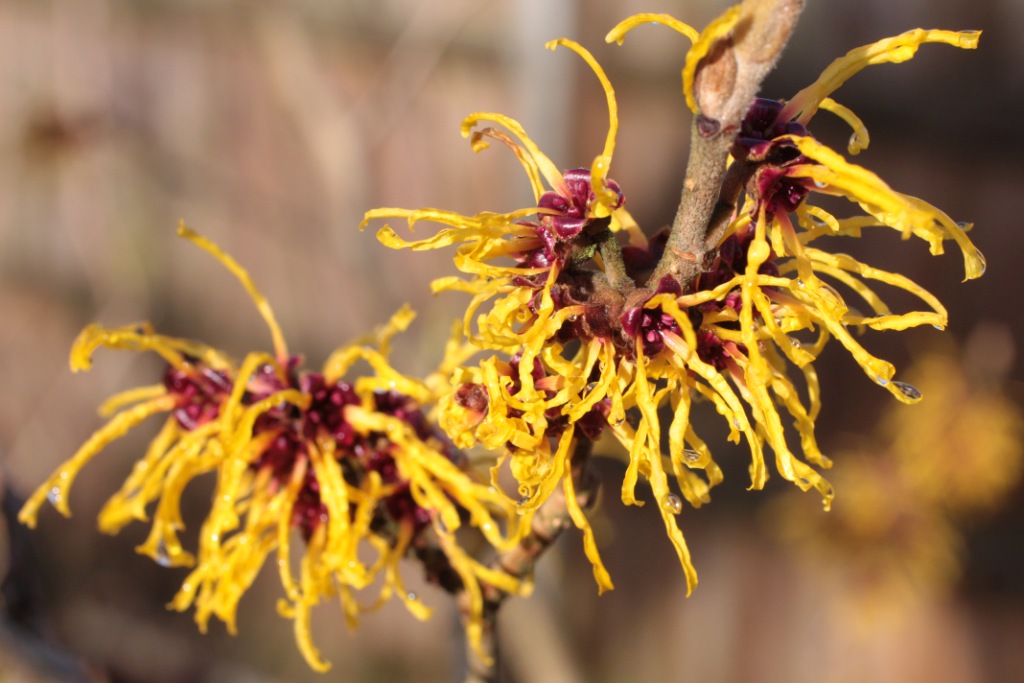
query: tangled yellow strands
362 6 984 599
14 4 990 676
19 224 527 672
772 346 1022 624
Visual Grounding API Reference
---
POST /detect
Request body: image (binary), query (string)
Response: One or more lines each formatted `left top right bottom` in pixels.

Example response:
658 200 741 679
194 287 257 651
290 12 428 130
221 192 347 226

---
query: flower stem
594 219 634 292
650 0 806 289
422 439 597 683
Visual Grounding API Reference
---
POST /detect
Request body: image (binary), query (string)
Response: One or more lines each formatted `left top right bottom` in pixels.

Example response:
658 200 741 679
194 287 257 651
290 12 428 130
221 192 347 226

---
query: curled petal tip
957 29 982 48
964 246 986 281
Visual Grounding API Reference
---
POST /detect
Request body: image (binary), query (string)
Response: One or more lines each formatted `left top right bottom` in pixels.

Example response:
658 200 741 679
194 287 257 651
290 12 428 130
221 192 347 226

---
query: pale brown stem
463 438 596 683
650 0 806 289
597 224 634 293
489 439 596 595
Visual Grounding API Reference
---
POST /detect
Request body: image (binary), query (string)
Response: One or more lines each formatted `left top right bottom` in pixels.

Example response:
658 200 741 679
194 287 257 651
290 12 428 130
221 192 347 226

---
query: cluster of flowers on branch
19 226 527 672
19 2 984 674
363 17 983 593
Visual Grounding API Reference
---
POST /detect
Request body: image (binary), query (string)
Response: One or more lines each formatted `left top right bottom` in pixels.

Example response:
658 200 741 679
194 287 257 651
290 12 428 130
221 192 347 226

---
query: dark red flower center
163 358 450 540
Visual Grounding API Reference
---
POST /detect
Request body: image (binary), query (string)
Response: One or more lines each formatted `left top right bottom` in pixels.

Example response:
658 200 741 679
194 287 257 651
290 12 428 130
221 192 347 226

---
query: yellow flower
361 9 984 599
773 454 963 625
771 340 1023 622
19 224 525 672
886 348 1024 514
362 37 641 351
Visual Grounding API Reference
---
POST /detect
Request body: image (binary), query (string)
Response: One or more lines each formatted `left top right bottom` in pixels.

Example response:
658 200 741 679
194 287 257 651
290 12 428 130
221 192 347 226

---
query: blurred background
2 0 1023 681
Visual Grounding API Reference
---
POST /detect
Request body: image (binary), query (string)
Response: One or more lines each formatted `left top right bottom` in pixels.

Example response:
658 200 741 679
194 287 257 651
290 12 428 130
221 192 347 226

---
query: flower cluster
16 5 989 675
772 340 1023 621
363 11 983 593
18 226 525 672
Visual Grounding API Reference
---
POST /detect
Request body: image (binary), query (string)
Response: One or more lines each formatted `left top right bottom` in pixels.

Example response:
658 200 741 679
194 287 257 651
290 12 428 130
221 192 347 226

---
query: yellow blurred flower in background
772 328 1023 623
888 348 1023 514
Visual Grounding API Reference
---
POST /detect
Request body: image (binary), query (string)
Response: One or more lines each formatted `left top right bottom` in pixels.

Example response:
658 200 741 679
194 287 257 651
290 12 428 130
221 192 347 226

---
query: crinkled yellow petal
178 223 288 362
683 425 724 488
605 13 700 46
520 427 575 514
190 438 254 555
781 29 981 123
899 192 986 281
766 362 829 469
96 417 181 532
803 248 948 330
796 212 879 244
667 382 714 508
734 271 804 487
169 453 302 640
98 384 168 417
818 97 870 154
787 135 984 280
384 523 434 620
797 204 842 236
135 423 227 568
795 286 897 386
791 138 925 225
350 473 391 585
307 439 362 583
134 428 224 552
347 405 525 548
799 262 890 319
69 323 225 373
352 352 432 404
631 339 700 592
676 274 743 308
372 214 537 251
461 112 565 195
659 298 757 438
349 303 416 358
227 388 308 457
292 526 334 673
562 460 614 593
661 326 766 488
683 5 741 113
217 353 280 428
565 340 617 421
545 38 620 212
465 127 545 200
607 419 639 505
272 459 309 602
18 395 177 526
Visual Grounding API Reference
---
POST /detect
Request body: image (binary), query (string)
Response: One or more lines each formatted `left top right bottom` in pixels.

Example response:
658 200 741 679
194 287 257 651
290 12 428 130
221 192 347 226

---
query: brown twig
416 439 597 683
466 438 598 683
423 3 809 678
649 0 806 289
462 437 597 683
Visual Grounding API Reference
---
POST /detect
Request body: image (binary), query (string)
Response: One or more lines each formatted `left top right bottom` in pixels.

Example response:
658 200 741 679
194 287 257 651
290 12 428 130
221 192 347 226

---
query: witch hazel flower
361 4 984 600
18 225 526 672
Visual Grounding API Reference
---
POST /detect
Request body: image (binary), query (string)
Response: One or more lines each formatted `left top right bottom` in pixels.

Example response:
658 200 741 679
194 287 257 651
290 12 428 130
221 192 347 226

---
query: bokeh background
2 0 1023 681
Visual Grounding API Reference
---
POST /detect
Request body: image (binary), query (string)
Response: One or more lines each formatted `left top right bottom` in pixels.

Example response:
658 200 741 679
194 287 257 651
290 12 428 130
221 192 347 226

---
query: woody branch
649 0 806 289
